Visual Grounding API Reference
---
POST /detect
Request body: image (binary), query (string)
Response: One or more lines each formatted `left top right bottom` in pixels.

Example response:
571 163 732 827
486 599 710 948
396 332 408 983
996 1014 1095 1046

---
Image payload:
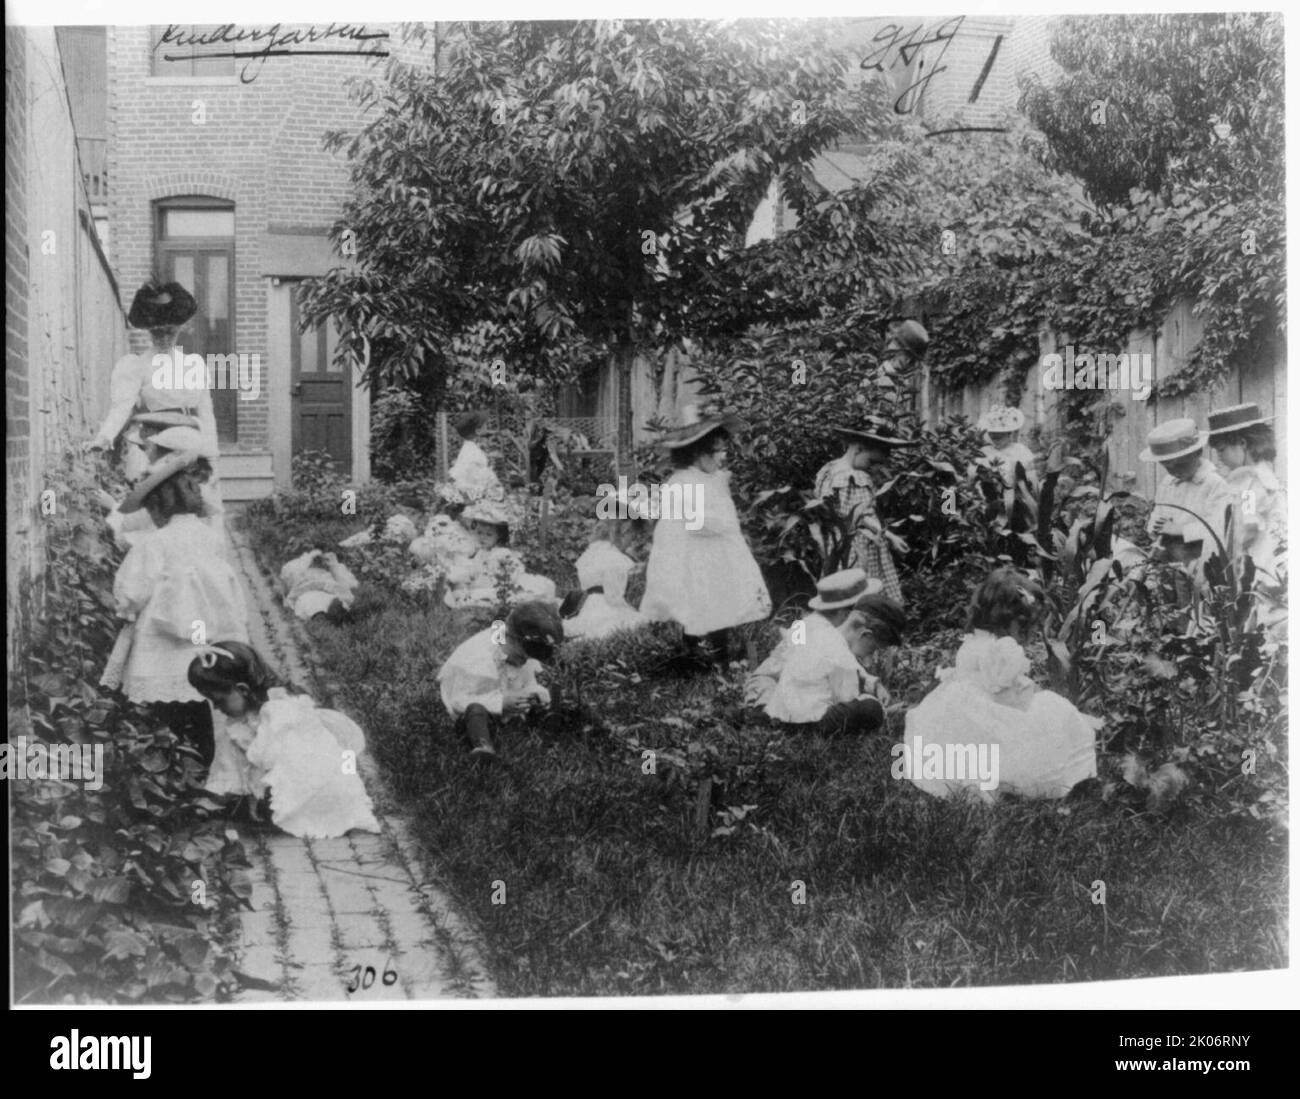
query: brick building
7 26 128 663
105 24 433 498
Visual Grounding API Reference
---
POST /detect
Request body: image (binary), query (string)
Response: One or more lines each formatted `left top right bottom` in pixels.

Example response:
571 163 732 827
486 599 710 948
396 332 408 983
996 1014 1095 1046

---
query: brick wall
7 27 129 668
107 24 432 461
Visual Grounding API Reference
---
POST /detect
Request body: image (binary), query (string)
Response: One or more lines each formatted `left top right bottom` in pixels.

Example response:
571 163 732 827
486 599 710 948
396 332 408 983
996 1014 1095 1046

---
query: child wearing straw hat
977 405 1039 505
1140 418 1234 565
760 569 893 735
101 447 249 770
1207 403 1285 589
640 405 772 667
814 423 915 605
443 499 557 609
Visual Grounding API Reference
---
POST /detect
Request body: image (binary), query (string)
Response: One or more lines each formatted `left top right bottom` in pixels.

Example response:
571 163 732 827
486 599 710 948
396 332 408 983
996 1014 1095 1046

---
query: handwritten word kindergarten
156 24 389 84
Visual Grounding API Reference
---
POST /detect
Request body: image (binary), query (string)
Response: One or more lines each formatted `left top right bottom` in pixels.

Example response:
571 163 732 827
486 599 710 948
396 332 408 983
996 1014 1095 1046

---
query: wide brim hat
127 281 197 329
830 423 916 449
124 410 202 448
144 424 217 461
654 404 745 450
462 499 512 529
119 449 204 513
1139 418 1207 463
1207 403 1274 439
507 601 564 660
809 568 882 611
978 406 1025 433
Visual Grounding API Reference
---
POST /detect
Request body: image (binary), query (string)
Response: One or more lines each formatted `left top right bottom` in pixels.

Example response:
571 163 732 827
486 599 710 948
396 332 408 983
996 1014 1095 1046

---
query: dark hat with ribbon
1207 402 1273 439
507 601 565 661
455 411 486 439
128 280 197 329
654 404 745 450
851 593 907 646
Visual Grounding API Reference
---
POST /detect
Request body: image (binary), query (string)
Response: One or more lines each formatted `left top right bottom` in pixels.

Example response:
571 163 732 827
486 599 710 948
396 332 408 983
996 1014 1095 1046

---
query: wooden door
289 285 351 474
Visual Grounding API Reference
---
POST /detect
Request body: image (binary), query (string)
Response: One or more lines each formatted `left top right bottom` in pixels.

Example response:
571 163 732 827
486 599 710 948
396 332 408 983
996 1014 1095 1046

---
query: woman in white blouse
87 280 219 483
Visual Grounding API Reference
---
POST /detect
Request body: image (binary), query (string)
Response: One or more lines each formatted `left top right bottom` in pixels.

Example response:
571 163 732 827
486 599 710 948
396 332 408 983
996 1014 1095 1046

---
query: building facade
105 24 433 498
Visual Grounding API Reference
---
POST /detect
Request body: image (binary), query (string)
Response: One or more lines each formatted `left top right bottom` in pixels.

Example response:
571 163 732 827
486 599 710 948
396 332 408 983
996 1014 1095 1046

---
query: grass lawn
244 508 1288 996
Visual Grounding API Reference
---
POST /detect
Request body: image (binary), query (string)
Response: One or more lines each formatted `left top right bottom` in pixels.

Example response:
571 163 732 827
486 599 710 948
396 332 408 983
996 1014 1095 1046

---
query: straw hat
119 450 204 513
1207 403 1273 439
144 424 217 461
978 406 1025 433
808 568 882 611
830 423 916 449
1139 418 1207 463
654 404 745 450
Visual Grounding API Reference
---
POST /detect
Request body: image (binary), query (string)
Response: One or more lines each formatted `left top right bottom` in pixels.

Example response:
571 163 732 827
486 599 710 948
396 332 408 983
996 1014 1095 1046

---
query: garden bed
242 494 1288 996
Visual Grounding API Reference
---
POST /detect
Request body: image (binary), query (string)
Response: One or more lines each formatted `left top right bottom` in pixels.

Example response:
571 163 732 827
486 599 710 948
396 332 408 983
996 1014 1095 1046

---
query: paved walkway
224 515 494 1002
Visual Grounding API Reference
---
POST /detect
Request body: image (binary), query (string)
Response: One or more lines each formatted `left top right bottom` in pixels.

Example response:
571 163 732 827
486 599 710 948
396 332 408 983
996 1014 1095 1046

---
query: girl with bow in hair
188 643 380 836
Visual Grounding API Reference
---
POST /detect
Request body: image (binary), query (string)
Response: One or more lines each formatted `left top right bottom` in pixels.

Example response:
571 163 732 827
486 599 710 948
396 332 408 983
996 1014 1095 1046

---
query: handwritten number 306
345 961 398 991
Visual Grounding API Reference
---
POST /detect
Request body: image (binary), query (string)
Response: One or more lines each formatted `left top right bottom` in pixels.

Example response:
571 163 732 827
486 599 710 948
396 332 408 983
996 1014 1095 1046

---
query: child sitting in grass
902 568 1099 802
443 500 557 610
757 569 892 735
187 642 380 837
437 602 564 760
560 498 652 641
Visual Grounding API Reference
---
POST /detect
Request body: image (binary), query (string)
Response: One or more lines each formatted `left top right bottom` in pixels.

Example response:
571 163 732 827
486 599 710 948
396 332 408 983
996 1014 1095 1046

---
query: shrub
11 455 252 1003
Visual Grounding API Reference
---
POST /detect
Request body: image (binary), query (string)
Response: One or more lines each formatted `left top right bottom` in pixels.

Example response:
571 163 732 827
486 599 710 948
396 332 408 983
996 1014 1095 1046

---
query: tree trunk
616 340 634 473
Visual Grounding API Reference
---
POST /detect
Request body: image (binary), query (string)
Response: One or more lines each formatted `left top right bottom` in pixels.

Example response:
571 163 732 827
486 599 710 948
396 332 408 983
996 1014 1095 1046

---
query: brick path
224 514 494 1002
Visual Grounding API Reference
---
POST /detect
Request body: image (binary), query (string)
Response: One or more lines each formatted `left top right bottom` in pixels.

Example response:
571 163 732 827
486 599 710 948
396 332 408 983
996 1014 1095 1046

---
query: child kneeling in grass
187 642 380 837
757 569 893 735
437 602 565 759
902 568 1099 802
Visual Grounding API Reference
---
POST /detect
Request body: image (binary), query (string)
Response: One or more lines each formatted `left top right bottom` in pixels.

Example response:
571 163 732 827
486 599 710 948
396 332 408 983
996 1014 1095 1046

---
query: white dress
564 541 644 640
238 689 380 837
443 547 557 609
449 440 503 500
279 552 359 619
1225 463 1284 586
103 514 249 702
641 467 771 635
902 630 1099 802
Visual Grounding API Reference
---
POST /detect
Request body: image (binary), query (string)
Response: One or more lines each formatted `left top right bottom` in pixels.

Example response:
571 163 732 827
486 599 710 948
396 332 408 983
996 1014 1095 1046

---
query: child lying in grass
279 549 359 622
748 569 898 735
437 602 564 760
901 568 1099 802
187 642 380 837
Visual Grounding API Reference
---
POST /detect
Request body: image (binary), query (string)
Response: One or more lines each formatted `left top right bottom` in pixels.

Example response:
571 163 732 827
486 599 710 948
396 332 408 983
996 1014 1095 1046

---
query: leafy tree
302 19 892 445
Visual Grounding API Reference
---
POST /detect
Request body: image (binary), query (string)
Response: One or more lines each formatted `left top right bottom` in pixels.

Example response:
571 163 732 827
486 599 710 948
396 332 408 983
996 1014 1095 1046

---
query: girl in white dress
101 448 248 771
640 406 772 666
562 505 652 641
187 642 380 837
1208 404 1285 588
442 500 557 609
902 569 1099 802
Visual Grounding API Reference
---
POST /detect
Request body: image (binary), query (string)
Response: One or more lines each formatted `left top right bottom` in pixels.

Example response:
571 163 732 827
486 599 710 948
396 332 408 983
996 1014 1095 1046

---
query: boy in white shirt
762 569 889 735
437 602 564 759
